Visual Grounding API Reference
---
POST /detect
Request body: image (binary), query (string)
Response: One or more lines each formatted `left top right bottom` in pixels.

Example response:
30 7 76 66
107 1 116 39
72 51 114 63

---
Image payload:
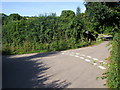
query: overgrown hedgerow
106 32 120 88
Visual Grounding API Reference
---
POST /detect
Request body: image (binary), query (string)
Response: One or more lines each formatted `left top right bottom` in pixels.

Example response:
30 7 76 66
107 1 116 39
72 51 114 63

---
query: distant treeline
1 2 119 55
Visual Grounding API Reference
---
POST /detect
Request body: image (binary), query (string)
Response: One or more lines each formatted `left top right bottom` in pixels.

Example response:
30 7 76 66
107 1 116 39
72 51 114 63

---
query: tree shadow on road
2 52 71 88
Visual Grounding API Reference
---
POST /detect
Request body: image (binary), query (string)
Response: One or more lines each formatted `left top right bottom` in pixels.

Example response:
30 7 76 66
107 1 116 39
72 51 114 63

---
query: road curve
2 41 110 88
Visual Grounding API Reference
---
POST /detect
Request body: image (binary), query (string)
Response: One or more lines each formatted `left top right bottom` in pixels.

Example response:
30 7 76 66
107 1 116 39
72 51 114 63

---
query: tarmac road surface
2 41 110 88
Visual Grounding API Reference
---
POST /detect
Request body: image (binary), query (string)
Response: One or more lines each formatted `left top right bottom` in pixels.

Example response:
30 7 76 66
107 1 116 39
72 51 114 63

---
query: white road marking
85 59 91 62
62 52 107 70
79 57 84 59
75 55 79 57
93 58 98 61
87 56 92 58
81 54 85 56
93 63 97 66
98 66 106 69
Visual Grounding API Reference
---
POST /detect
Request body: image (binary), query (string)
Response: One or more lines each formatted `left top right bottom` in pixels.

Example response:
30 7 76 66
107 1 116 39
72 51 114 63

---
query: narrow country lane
2 41 110 88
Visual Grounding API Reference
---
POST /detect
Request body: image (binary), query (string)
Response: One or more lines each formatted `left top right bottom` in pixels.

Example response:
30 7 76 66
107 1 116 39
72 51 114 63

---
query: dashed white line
87 56 92 58
61 51 107 70
79 57 84 59
93 58 98 61
75 55 79 57
93 63 97 66
85 59 91 62
98 66 106 69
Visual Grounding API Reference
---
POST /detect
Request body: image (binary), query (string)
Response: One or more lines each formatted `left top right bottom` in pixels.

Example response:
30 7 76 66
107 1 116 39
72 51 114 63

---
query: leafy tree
60 10 75 22
9 13 23 21
3 2 119 55
84 2 120 35
76 6 81 15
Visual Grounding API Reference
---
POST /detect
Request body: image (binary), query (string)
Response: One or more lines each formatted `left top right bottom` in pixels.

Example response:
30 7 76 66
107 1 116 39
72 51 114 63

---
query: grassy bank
2 40 103 55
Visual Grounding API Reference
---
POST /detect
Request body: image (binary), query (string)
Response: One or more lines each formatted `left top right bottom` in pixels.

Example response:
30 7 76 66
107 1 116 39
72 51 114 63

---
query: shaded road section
2 41 110 88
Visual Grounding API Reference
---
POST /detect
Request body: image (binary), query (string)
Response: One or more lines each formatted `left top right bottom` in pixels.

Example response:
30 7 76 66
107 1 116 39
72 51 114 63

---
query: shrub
106 32 120 88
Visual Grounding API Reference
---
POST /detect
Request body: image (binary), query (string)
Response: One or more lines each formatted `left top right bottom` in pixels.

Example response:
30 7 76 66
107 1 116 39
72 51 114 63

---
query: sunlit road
3 41 110 88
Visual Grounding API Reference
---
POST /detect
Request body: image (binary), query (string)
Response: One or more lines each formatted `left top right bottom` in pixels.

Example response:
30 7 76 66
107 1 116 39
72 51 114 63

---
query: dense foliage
106 32 120 88
2 9 99 55
1 2 120 88
84 2 120 88
85 2 120 35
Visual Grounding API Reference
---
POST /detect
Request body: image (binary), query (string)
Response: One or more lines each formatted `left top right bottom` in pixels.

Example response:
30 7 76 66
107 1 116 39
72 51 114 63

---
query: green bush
106 32 120 88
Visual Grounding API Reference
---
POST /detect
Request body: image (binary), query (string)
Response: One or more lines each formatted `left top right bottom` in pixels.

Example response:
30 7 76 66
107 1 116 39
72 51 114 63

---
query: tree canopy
2 2 119 55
